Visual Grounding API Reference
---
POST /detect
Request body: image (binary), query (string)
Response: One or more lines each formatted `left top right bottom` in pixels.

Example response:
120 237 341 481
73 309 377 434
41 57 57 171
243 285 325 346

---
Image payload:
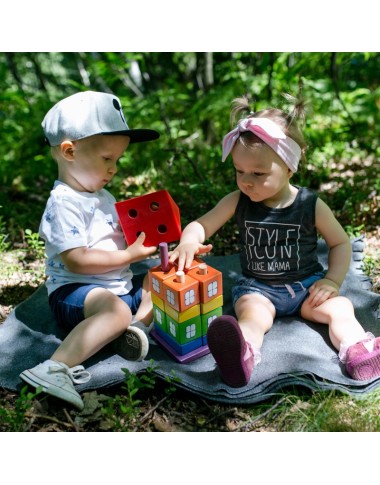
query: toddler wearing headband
169 95 380 388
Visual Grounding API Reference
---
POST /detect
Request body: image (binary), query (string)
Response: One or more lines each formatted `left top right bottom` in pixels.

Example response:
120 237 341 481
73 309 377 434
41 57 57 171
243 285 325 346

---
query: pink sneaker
345 337 380 381
207 315 254 388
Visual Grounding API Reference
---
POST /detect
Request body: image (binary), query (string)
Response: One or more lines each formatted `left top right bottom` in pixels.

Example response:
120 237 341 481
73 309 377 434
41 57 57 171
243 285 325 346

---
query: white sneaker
131 319 154 335
19 360 91 410
112 326 149 361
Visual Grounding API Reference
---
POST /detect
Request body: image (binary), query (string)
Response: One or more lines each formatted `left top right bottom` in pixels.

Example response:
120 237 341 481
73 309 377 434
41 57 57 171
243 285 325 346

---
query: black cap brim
103 129 160 144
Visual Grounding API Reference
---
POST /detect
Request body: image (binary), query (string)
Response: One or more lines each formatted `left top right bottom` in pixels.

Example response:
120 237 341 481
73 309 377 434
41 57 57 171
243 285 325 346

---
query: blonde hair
50 145 61 163
230 94 308 163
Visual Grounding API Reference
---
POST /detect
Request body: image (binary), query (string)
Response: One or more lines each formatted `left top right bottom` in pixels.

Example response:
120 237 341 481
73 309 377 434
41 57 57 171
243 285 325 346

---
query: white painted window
184 289 195 306
169 320 176 337
166 289 175 305
154 309 162 324
207 315 217 327
152 277 160 293
207 281 218 297
186 324 196 339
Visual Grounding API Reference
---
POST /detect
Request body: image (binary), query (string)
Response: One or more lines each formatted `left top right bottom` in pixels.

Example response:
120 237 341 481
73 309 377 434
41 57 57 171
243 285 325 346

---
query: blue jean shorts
232 272 326 317
48 273 145 330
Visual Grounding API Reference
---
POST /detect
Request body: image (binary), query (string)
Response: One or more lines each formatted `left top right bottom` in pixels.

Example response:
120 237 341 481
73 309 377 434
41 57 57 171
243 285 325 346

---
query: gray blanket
1 237 379 404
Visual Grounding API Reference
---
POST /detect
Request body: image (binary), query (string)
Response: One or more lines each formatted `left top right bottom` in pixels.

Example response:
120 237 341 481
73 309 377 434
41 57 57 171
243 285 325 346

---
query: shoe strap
69 365 91 384
244 341 262 366
49 363 91 384
339 332 376 363
243 342 253 362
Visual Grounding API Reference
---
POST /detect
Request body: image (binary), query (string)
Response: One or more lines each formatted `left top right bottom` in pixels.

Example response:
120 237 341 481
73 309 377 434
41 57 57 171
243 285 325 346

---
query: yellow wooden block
200 295 223 314
151 293 165 311
165 303 200 323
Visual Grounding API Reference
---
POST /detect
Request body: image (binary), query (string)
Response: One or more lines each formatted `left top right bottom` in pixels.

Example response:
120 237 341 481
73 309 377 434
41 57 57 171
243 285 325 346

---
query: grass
258 388 380 432
2 372 380 432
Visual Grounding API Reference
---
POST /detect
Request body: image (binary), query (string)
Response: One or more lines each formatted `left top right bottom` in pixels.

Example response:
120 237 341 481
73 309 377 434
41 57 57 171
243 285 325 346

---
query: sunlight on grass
242 388 380 432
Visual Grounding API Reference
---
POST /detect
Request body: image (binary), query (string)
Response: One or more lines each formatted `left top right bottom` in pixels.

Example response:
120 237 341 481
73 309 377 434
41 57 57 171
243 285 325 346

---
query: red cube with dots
115 190 182 247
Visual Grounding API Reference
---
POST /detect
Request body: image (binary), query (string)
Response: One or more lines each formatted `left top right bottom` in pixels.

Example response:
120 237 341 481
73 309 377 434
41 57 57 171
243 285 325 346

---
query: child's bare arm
60 232 156 275
308 198 352 307
170 191 240 270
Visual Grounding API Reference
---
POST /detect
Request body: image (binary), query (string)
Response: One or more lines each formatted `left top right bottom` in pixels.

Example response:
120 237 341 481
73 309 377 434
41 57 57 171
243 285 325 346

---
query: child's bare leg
133 274 153 327
207 293 275 387
52 287 132 367
235 293 275 350
300 295 366 350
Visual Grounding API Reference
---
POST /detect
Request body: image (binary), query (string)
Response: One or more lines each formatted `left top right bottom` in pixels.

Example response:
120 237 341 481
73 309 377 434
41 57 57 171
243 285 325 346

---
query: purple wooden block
151 329 210 363
159 242 169 272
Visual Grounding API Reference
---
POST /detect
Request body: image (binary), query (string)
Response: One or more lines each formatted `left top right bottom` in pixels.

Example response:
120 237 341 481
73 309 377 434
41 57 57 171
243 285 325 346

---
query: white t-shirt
39 180 133 296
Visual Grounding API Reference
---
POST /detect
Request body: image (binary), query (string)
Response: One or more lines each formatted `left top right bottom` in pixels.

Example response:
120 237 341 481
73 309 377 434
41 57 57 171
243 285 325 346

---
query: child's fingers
168 250 177 262
135 232 146 244
169 243 212 271
308 292 325 308
185 253 195 269
179 250 196 270
197 243 213 255
144 245 157 255
133 232 157 254
308 286 338 308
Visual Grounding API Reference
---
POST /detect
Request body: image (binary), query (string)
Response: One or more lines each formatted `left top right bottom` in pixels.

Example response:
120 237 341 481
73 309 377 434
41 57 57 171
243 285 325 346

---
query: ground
0 229 379 432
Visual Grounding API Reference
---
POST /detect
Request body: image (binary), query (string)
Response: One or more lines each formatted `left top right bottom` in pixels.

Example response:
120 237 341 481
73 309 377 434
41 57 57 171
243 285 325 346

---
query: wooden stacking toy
116 190 223 362
150 243 223 363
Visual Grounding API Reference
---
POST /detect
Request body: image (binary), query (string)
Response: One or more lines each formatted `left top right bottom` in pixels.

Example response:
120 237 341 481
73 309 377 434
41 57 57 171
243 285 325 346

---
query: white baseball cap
42 91 159 146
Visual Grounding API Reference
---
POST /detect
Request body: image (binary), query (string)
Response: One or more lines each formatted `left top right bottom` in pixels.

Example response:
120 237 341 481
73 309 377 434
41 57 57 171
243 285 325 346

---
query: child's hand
126 232 157 262
307 278 340 308
169 242 213 271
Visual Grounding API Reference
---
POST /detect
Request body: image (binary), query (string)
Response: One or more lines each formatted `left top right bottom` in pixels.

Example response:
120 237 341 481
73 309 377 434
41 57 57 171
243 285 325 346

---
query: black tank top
234 187 324 284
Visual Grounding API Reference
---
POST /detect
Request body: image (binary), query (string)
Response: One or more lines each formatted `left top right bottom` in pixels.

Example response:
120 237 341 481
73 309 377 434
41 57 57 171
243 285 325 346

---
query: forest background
0 52 379 249
0 52 379 433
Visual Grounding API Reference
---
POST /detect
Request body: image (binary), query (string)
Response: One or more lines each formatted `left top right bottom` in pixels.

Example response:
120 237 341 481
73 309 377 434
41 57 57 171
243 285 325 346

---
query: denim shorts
48 273 145 330
232 272 326 317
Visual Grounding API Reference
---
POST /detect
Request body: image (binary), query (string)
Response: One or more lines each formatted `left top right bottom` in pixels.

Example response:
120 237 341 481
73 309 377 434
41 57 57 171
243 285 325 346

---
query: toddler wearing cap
19 91 159 410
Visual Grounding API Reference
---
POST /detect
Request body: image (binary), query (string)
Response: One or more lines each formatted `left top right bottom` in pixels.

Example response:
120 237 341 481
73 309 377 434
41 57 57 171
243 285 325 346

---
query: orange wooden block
187 262 223 304
148 264 177 300
162 272 200 312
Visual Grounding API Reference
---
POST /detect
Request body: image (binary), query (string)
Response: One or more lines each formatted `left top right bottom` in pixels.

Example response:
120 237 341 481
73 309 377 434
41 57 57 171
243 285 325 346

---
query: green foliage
0 205 10 252
362 253 379 279
100 361 178 431
24 228 45 259
0 52 379 247
0 386 42 432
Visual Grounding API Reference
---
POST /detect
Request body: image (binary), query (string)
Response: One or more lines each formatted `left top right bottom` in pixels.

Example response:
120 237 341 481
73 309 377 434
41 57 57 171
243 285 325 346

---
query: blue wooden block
152 326 210 363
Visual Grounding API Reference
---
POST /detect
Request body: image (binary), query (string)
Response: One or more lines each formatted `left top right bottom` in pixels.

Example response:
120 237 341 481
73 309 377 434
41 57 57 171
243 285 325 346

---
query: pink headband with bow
222 117 301 172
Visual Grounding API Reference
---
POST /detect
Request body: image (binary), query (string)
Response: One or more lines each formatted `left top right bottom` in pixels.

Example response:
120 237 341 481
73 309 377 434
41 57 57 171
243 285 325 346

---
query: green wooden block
166 314 202 344
153 304 167 332
201 306 223 336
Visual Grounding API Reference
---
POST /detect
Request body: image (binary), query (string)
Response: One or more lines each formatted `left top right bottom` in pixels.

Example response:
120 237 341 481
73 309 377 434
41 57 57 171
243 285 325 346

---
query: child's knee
85 289 132 323
236 292 276 316
331 295 354 312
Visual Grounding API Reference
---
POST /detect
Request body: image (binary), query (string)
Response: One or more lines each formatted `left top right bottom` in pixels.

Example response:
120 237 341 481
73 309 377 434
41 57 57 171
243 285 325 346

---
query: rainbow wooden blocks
150 244 223 363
